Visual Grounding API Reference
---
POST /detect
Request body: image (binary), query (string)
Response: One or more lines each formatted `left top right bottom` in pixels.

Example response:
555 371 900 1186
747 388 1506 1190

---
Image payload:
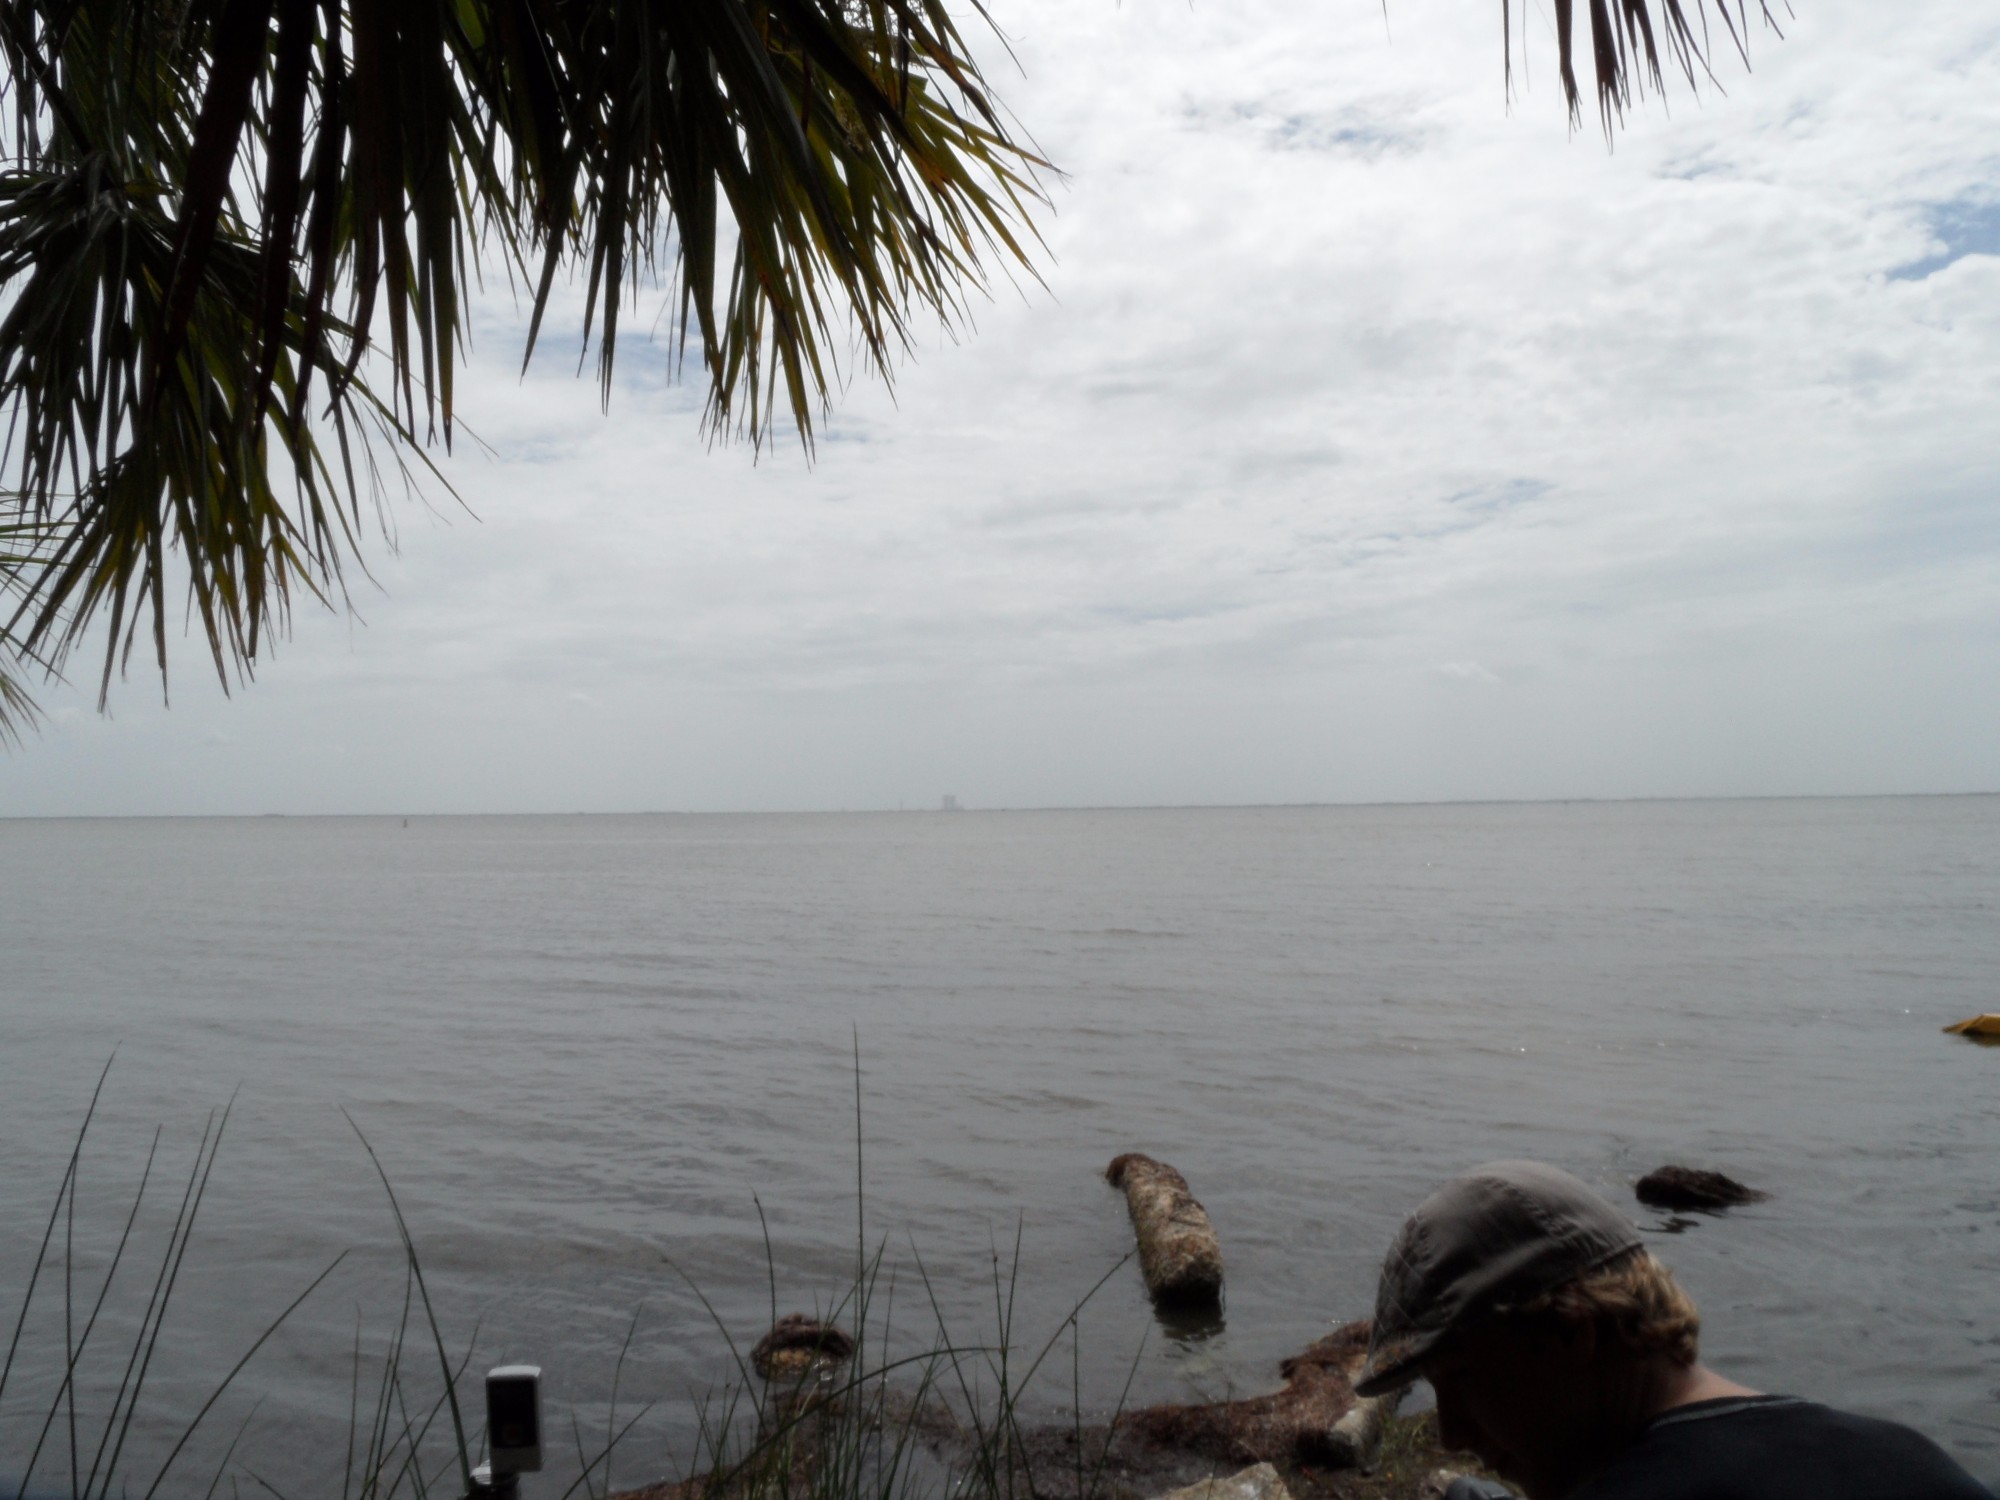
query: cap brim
1352 1328 1436 1398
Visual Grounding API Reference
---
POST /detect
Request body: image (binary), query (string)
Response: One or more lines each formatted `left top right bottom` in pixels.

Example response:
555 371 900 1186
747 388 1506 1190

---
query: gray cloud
5 0 1997 814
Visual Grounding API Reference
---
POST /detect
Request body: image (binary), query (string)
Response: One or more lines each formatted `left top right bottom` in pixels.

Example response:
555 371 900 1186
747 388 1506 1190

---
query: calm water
2 800 1997 1493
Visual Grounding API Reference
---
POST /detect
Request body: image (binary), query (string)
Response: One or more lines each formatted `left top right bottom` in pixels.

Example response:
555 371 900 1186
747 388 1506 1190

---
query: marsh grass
3 1054 1143 1500
0 1062 346 1500
0 1069 625 1500
625 1218 1141 1500
627 1039 1143 1500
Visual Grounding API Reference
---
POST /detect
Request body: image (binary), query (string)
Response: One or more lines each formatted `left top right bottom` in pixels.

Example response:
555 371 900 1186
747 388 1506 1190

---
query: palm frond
0 0 1049 729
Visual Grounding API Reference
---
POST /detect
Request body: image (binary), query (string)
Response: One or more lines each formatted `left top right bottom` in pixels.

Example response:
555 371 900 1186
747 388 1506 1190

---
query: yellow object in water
1942 1014 2000 1036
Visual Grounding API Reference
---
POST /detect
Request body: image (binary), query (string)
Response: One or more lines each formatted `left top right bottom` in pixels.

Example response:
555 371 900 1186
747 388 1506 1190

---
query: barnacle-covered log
1105 1152 1224 1308
750 1314 855 1381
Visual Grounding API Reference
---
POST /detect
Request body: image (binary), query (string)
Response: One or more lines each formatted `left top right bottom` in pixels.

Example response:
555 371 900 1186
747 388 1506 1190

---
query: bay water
2 799 1996 1493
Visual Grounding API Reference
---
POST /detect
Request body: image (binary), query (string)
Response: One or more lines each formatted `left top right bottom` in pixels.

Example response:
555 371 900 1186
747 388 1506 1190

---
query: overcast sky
6 0 1998 816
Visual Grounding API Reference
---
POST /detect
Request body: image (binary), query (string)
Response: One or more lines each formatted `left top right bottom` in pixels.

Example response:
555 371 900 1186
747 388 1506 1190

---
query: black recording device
470 1364 543 1497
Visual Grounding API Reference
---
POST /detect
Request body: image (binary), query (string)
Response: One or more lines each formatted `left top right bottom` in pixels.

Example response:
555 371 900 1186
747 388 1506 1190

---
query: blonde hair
1495 1249 1702 1366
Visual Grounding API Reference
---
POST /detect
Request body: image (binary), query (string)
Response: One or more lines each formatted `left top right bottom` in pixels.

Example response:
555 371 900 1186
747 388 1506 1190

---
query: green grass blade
0 1053 113 1410
341 1109 476 1497
138 1250 350 1500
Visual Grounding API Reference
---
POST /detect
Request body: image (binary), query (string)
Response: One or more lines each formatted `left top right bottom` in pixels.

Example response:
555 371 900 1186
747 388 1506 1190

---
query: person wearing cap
1354 1161 1991 1500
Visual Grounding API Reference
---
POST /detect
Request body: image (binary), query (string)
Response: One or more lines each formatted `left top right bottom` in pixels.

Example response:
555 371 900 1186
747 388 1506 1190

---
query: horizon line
5 787 1999 821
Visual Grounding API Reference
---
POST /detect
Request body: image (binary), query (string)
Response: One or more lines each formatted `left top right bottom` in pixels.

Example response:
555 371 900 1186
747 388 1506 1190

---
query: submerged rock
1635 1166 1768 1212
749 1313 855 1381
1106 1153 1225 1308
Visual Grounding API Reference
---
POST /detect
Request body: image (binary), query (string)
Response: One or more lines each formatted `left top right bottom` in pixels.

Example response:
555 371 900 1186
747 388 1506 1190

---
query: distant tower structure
941 794 962 812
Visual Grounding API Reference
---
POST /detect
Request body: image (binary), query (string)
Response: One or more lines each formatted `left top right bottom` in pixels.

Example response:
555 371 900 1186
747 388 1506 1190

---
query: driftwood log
1105 1153 1224 1308
612 1323 1412 1500
1635 1166 1768 1212
1117 1320 1405 1470
1943 1013 2000 1038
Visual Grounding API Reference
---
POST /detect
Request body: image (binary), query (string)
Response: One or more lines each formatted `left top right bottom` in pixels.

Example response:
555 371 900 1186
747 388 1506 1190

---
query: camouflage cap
1353 1161 1644 1398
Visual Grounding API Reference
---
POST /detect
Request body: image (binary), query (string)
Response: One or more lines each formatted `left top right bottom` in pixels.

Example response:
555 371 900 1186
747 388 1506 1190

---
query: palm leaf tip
1513 0 1785 136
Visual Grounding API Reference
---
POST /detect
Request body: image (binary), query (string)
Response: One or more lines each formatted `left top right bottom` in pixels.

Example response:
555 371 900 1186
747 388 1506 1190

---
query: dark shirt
1569 1395 1992 1500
